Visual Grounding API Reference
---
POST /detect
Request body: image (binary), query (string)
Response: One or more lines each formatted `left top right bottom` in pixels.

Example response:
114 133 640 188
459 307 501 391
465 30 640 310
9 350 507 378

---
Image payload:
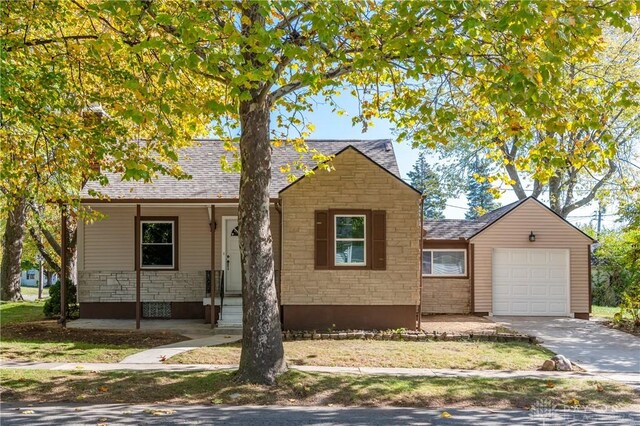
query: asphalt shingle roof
81 139 399 201
424 199 524 240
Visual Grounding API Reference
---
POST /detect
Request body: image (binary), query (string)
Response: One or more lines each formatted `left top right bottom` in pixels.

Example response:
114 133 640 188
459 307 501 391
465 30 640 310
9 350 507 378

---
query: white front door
492 248 570 316
223 217 242 295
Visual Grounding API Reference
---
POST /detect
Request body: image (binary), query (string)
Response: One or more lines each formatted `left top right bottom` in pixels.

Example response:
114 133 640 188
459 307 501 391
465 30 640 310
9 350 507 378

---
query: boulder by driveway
491 316 640 374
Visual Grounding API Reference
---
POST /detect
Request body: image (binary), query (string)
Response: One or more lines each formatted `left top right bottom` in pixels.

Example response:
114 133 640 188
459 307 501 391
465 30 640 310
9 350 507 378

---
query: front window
422 249 466 276
335 215 366 266
141 220 175 269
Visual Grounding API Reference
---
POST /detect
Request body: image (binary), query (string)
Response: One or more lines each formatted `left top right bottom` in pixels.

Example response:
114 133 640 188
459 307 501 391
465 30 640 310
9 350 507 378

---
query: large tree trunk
235 96 286 385
1 197 27 301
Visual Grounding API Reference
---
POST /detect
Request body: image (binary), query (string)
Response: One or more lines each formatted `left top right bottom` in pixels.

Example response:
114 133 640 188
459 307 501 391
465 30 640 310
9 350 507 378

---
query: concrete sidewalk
119 335 241 364
3 360 636 384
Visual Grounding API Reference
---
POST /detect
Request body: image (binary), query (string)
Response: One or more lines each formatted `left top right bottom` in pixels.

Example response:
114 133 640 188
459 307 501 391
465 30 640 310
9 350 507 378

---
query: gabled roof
424 197 595 243
279 145 421 195
81 139 400 201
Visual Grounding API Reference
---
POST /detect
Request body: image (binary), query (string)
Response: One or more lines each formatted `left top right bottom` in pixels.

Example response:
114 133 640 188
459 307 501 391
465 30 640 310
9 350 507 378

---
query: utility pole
596 203 605 235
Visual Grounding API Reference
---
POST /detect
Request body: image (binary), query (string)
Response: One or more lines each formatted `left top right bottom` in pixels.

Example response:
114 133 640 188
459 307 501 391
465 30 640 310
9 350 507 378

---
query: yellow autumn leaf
546 380 555 388
241 15 251 26
441 411 452 418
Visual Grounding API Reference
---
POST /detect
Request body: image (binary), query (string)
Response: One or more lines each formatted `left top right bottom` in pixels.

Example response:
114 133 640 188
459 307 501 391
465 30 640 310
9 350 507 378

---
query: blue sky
300 94 612 228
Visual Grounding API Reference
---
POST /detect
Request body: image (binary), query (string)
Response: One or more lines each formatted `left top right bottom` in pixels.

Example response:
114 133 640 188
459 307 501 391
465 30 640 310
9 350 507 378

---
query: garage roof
424 197 595 242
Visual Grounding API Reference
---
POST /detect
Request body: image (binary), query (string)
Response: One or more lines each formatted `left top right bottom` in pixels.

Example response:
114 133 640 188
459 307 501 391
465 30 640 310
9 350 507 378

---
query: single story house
422 197 595 319
76 139 595 331
77 140 422 330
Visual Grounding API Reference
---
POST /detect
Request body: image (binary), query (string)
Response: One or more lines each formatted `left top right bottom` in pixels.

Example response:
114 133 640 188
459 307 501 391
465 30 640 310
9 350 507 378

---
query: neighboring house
77 140 422 330
20 269 39 287
20 269 56 287
422 197 595 319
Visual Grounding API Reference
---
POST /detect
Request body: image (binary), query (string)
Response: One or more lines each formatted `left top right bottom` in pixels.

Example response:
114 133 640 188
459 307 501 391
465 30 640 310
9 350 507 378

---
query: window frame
334 214 367 267
139 217 179 271
422 248 467 277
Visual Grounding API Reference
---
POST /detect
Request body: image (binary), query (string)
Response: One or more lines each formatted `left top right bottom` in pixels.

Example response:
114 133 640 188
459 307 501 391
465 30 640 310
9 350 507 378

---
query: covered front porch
69 201 282 332
67 318 217 339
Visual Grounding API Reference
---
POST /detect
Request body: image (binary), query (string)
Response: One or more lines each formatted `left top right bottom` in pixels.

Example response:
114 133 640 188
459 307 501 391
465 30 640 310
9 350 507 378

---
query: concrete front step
222 296 242 306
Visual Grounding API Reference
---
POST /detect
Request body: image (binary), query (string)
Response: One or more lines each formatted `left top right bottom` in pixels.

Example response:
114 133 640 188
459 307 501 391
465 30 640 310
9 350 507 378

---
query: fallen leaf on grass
596 383 604 393
546 381 555 388
441 411 452 418
567 398 580 406
98 386 109 393
143 409 176 416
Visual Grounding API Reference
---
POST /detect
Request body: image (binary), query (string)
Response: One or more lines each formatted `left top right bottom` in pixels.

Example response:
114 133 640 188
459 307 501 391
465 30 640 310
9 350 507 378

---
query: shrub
43 280 79 319
614 284 640 329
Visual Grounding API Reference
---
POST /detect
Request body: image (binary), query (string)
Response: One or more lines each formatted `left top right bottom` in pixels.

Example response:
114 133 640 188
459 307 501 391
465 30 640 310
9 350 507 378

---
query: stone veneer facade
421 277 471 314
77 270 206 303
279 148 421 330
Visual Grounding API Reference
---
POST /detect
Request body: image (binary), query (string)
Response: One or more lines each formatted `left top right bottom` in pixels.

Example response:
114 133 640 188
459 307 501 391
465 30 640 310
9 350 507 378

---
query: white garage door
493 248 569 316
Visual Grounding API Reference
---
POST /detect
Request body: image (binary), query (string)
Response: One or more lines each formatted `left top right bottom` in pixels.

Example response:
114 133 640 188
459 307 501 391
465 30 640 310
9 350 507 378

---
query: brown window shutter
371 210 386 270
314 210 329 269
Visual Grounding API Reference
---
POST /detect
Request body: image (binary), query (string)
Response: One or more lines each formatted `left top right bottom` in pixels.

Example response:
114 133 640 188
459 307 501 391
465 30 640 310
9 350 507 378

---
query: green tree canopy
2 0 637 381
407 151 447 220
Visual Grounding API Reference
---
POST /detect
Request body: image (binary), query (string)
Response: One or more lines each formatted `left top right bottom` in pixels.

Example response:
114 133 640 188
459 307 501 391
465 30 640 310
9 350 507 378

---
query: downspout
275 199 283 327
135 204 141 329
417 196 425 330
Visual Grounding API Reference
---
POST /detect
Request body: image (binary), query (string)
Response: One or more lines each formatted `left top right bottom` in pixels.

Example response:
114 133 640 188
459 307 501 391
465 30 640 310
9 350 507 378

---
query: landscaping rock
552 355 573 371
541 360 556 371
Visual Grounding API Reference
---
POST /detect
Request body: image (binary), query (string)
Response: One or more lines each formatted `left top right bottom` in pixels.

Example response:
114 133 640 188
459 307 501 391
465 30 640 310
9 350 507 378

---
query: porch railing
205 269 280 303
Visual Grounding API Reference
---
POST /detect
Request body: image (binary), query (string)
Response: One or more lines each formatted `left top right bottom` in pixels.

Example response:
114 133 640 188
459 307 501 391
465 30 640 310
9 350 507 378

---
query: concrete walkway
119 335 241 364
3 360 637 384
493 317 640 373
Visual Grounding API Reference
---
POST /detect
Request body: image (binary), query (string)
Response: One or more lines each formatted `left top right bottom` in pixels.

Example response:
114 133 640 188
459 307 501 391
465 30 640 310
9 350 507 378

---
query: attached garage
423 197 595 319
492 248 569 316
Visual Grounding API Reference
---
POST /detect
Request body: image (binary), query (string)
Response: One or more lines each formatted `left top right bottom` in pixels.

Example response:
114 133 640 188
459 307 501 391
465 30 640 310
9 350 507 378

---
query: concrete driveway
492 317 640 373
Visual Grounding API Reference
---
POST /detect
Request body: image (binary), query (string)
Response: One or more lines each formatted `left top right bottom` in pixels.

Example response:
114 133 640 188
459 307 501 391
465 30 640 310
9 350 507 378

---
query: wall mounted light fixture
529 231 536 242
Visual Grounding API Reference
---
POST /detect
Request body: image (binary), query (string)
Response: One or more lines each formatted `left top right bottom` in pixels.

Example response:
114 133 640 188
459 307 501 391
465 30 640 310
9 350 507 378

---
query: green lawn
0 300 186 363
0 369 634 409
169 340 555 371
20 286 50 298
0 300 47 327
591 305 619 319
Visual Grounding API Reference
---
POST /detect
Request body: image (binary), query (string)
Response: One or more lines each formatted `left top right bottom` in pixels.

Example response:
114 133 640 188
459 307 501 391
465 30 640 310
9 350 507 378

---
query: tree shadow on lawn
0 302 46 326
0 370 634 410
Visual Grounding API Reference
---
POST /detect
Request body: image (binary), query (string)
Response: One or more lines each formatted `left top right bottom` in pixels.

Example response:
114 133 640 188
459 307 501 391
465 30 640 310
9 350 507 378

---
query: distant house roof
81 139 399 201
424 198 526 240
424 197 595 243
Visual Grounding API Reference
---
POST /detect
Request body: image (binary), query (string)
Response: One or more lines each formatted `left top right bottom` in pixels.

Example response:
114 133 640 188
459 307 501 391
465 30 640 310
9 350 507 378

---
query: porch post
211 204 216 329
60 204 67 327
135 204 141 329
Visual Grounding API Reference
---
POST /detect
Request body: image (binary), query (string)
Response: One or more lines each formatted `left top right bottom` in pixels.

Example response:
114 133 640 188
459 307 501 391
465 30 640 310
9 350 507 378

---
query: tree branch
28 227 61 274
269 63 353 102
5 35 98 51
562 159 617 217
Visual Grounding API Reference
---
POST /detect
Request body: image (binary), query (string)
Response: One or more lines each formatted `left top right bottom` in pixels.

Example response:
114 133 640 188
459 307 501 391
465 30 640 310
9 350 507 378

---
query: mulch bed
1 321 187 347
600 319 640 337
283 329 538 343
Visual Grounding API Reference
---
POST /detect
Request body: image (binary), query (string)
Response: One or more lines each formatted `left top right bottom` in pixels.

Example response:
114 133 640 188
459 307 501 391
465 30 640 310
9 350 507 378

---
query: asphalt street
1 403 639 425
